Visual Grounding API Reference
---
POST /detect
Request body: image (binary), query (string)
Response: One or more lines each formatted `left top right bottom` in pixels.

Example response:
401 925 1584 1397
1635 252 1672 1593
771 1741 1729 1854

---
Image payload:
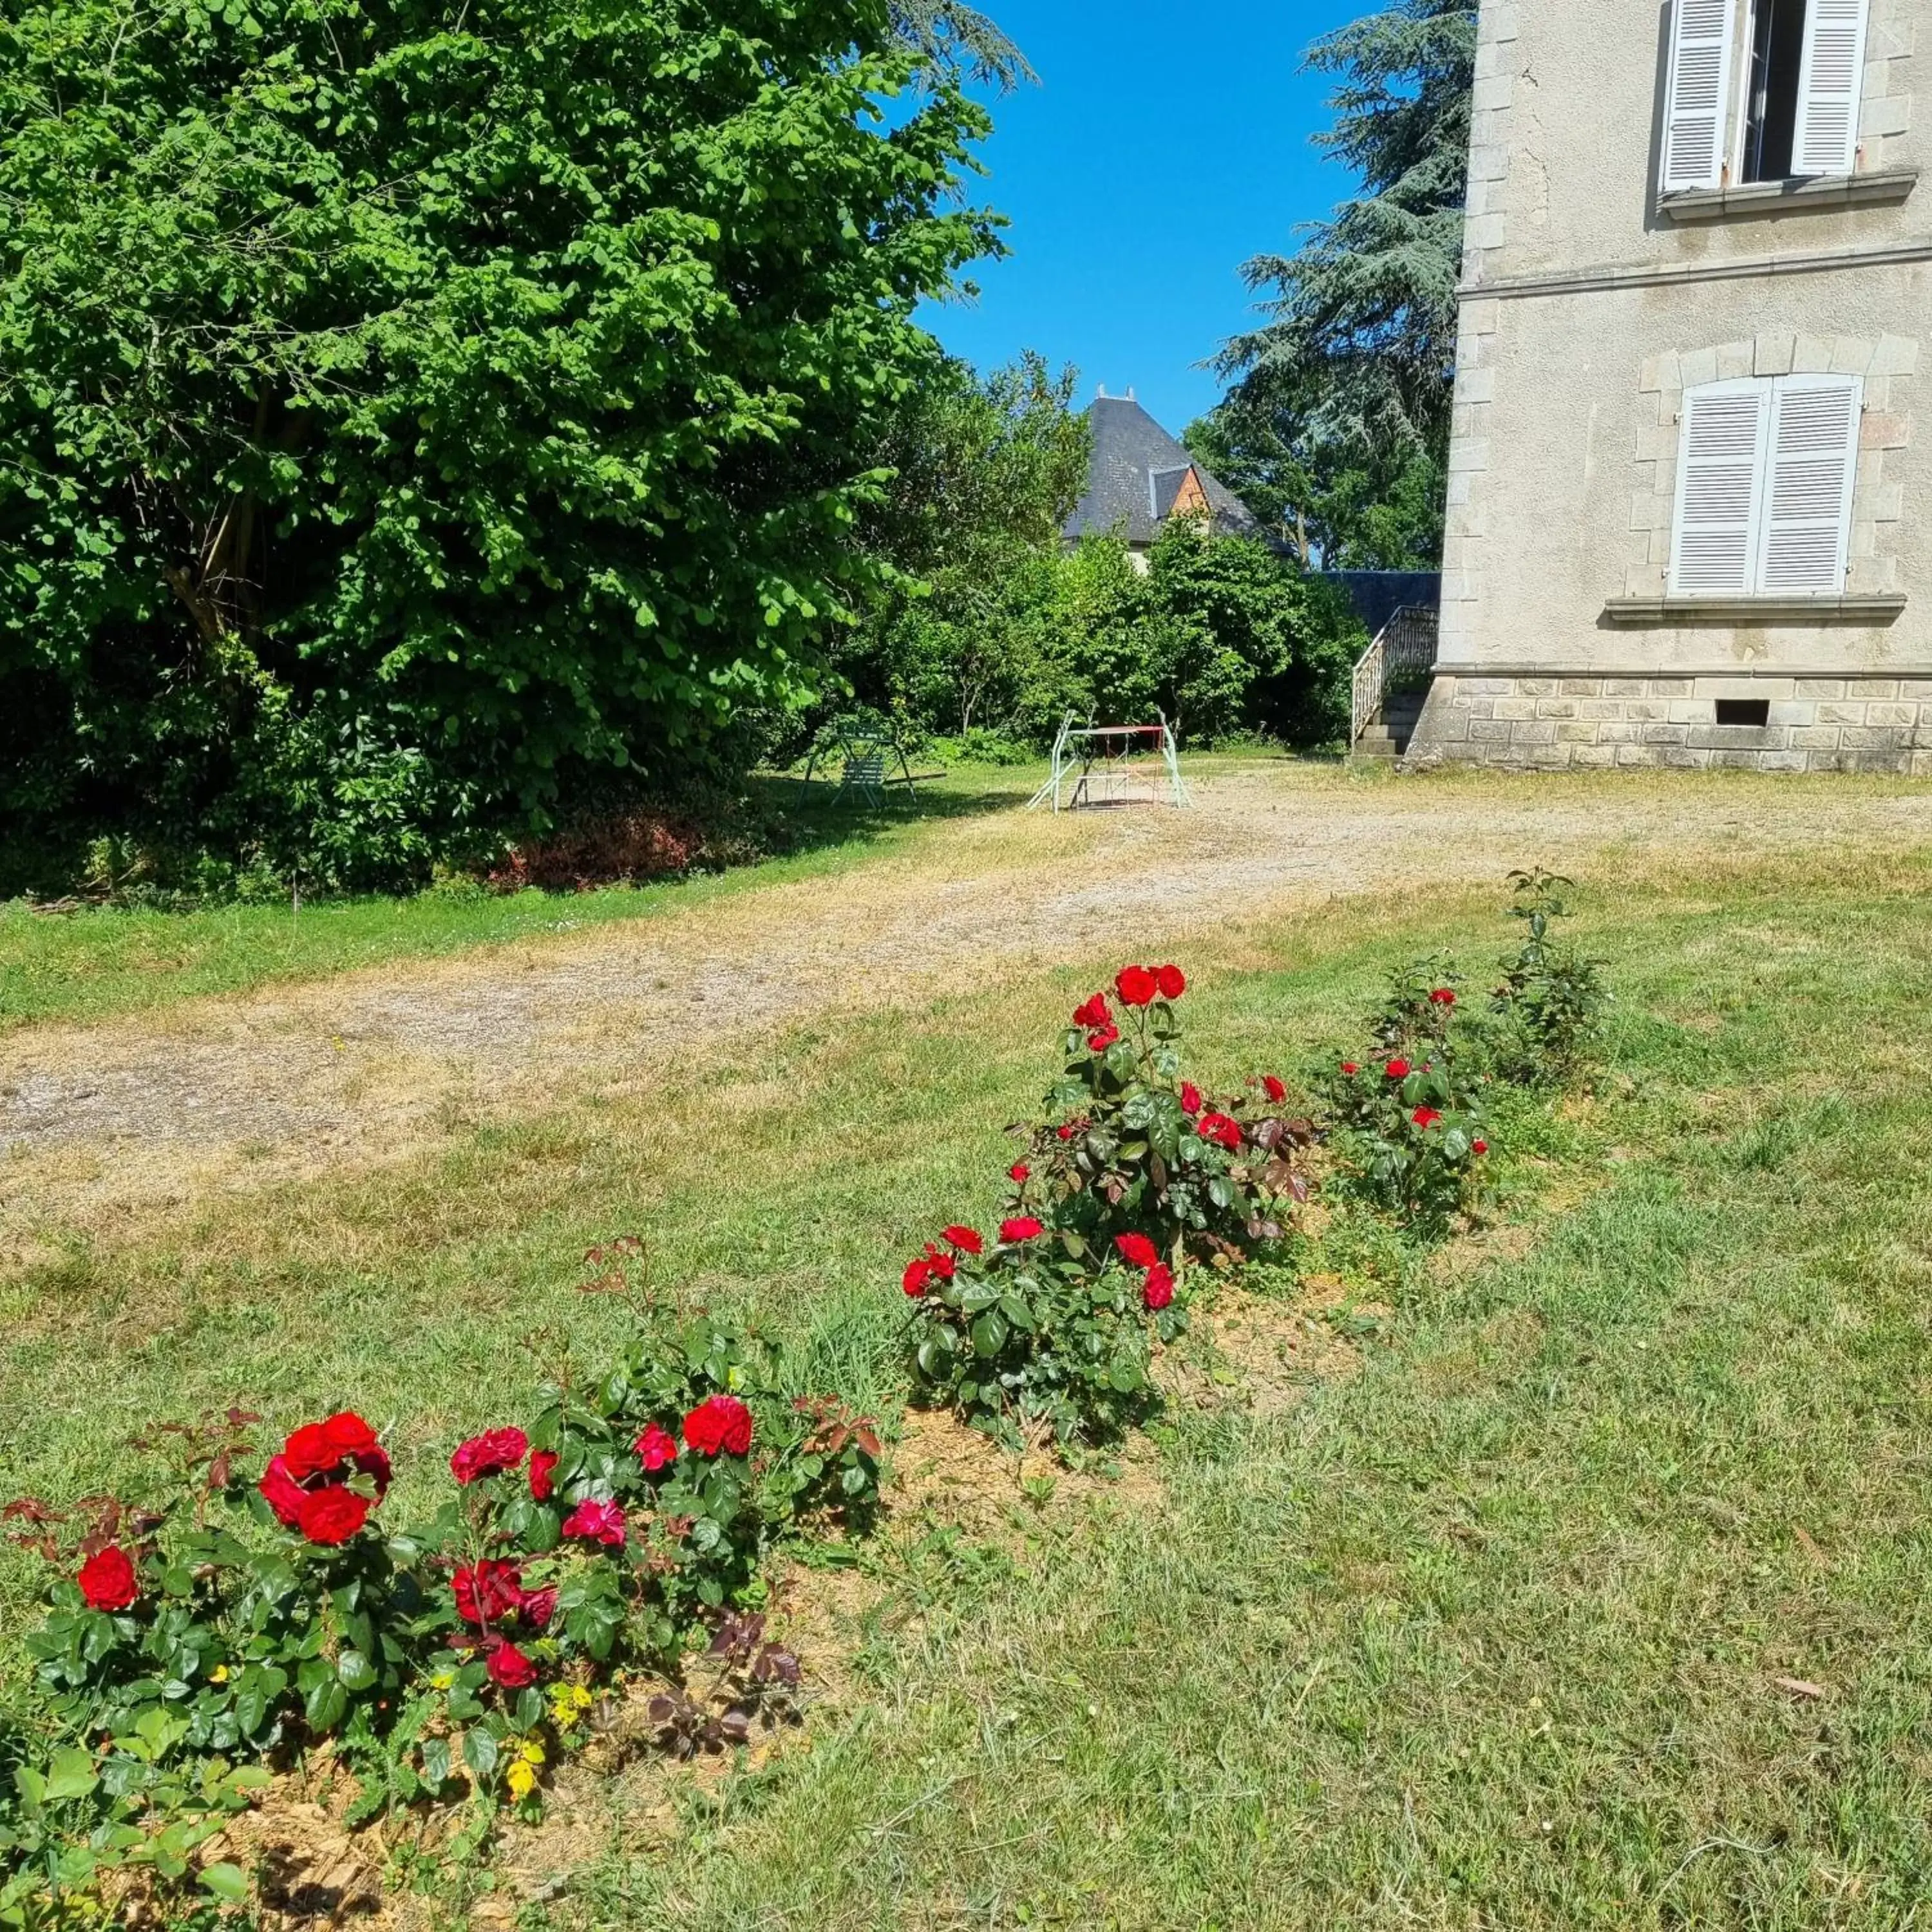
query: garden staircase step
1353 688 1430 761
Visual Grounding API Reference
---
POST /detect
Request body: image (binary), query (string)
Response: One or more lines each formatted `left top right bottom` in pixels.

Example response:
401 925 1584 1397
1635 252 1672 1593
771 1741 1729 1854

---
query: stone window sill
1602 594 1907 625
1657 168 1918 222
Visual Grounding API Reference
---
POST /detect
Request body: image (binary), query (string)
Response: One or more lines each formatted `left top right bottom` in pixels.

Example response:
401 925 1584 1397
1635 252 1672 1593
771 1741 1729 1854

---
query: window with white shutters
1791 0 1870 175
1670 383 1772 595
1669 376 1862 596
1662 0 1739 190
1758 379 1863 591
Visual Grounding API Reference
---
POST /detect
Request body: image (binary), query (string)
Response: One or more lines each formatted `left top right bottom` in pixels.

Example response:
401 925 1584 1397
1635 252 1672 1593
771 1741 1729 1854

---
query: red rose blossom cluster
1073 992 1119 1052
452 1557 556 1638
1430 987 1457 1007
683 1394 755 1459
259 1411 391 1546
1115 1233 1176 1311
77 1544 140 1611
902 1224 983 1297
1114 963 1184 1007
1196 1111 1242 1151
562 1497 627 1546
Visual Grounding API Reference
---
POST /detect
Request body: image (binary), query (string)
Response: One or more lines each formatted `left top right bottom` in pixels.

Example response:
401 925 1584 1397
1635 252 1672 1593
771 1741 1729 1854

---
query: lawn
5 815 1931 1927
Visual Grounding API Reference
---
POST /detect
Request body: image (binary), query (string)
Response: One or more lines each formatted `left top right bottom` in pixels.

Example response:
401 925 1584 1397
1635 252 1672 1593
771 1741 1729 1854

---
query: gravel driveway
5 762 1927 1243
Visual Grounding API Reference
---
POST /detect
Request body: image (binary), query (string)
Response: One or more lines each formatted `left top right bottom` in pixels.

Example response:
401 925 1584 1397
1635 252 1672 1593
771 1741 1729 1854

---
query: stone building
1406 0 1929 772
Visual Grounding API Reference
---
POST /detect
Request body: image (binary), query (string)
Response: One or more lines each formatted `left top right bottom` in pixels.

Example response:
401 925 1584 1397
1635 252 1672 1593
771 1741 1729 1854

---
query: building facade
1408 0 1930 772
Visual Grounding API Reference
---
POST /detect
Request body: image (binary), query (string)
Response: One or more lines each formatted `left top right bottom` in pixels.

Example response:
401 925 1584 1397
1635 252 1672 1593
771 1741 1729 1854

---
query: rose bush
904 964 1311 1446
4 1288 886 1915
902 1217 1184 1448
1018 965 1312 1270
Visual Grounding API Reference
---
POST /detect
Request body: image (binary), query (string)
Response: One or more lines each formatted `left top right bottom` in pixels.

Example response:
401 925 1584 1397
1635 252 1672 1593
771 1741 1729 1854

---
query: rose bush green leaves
1323 878 1606 1227
3 1298 887 1917
1488 869 1610 1087
1026 965 1312 1270
904 963 1311 1446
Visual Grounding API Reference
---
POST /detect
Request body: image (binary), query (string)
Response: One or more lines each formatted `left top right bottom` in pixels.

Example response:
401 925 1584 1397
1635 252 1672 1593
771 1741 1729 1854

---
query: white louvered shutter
1670 383 1772 596
1792 0 1870 175
1661 0 1738 190
1756 377 1862 594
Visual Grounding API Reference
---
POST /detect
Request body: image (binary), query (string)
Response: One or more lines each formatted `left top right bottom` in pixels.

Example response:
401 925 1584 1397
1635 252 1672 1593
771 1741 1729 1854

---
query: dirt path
5 763 1927 1243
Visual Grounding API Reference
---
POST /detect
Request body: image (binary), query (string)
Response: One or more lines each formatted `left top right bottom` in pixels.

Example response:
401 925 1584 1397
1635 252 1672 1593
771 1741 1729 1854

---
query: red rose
1341 1061 1360 1077
1197 1112 1242 1151
77 1545 138 1612
259 1454 307 1528
683 1394 755 1459
1009 1162 1030 1184
1430 987 1457 1007
520 1586 558 1631
1072 993 1110 1028
999 1217 1044 1243
1262 1075 1287 1103
1056 1122 1079 1141
636 1423 679 1472
1087 1023 1121 1052
1155 963 1186 1000
902 1256 933 1297
281 1422 336 1483
1115 1232 1160 1269
943 1225 984 1256
320 1412 381 1460
453 1559 525 1627
926 1247 957 1282
1142 1263 1175 1312
1411 1106 1442 1130
1115 965 1158 1008
529 1448 559 1502
296 1484 371 1546
486 1640 539 1690
1384 1058 1410 1080
450 1427 529 1486
1180 1082 1203 1117
1472 1138 1489 1155
561 1498 627 1546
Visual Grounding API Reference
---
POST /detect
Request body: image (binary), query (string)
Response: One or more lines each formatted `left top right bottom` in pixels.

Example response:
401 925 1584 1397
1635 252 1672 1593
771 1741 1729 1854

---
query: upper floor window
1671 377 1862 596
1662 0 1870 192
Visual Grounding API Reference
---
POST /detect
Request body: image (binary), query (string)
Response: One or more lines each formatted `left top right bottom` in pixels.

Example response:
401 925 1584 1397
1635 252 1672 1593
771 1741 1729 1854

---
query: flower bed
1 904 1604 1920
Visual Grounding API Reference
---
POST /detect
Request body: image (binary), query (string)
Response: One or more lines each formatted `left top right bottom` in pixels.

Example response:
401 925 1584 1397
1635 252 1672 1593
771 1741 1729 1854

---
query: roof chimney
1096 383 1108 399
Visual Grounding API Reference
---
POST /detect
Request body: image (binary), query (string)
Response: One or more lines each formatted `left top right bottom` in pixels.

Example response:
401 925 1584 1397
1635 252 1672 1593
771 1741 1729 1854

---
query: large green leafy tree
841 351 1088 737
1206 0 1476 568
0 0 996 889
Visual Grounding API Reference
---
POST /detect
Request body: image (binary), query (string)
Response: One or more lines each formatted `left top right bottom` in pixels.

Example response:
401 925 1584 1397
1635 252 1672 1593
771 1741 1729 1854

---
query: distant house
1063 389 1262 562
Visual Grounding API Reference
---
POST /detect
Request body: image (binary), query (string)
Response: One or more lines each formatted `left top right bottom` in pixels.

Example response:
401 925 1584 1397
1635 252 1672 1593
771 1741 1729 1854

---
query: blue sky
922 0 1368 437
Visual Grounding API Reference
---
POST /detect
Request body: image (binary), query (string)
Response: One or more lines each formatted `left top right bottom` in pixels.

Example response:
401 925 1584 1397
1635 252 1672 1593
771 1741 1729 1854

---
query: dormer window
1662 0 1869 192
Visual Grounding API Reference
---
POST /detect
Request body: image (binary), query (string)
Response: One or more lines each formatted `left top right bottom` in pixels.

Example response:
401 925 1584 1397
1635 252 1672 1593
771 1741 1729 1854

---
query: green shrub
0 0 996 891
1487 869 1610 1087
902 963 1311 1446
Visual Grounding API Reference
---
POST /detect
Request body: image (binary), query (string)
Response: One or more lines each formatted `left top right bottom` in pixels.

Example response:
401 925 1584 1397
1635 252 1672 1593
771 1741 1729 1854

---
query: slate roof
1063 394 1261 546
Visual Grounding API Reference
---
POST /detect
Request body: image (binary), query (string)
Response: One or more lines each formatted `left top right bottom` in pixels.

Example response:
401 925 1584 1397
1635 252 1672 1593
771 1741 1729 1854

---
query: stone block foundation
1405 674 1932 775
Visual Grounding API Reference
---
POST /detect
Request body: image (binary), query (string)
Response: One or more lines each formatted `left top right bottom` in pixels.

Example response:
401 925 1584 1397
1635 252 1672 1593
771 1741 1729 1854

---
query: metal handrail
1350 605 1439 744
